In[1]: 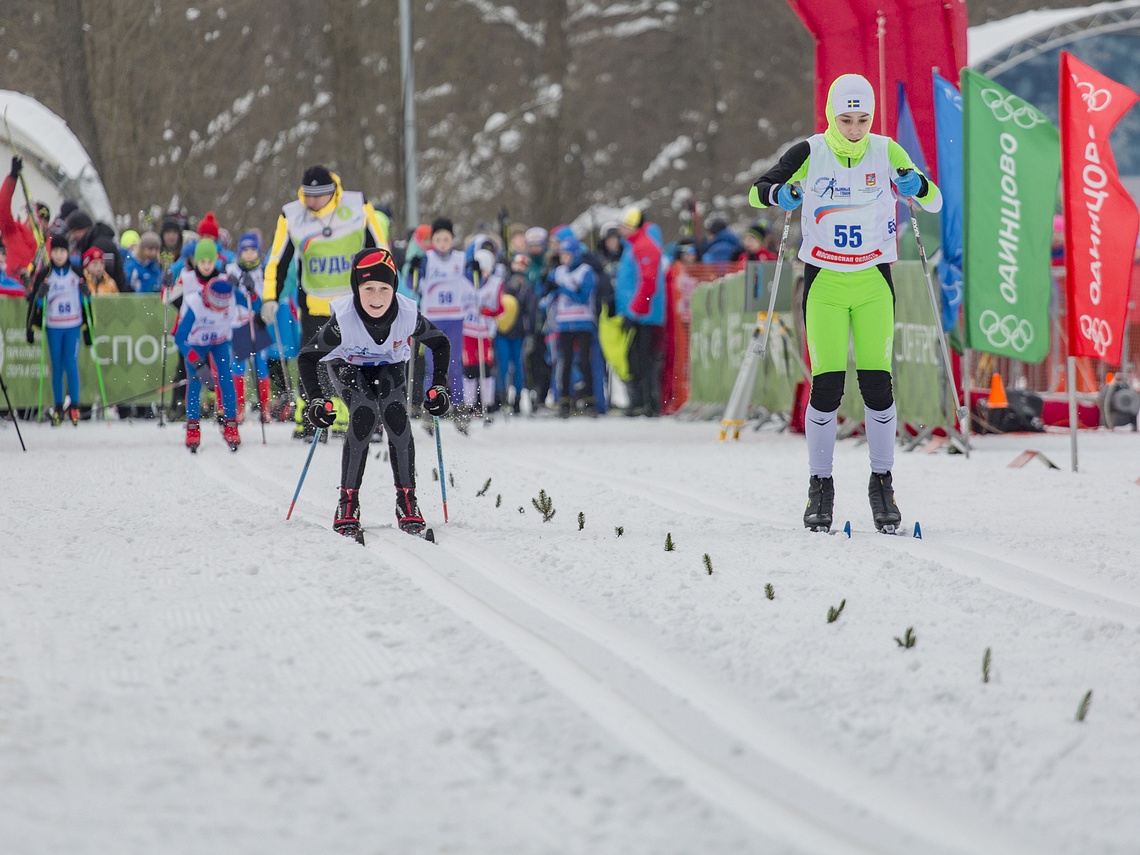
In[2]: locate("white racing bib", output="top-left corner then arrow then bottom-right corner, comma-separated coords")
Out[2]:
322,293 -> 417,365
799,134 -> 898,272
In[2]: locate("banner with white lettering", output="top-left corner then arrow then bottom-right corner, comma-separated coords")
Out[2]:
1059,52 -> 1140,366
961,69 -> 1059,364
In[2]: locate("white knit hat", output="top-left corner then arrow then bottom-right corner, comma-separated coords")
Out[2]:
829,74 -> 875,118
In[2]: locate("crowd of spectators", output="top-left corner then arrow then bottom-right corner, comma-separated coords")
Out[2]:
1,153 -> 782,423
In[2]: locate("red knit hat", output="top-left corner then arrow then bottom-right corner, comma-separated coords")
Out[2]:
197,211 -> 220,240
82,246 -> 105,266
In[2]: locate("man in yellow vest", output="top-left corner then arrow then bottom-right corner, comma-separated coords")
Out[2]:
260,165 -> 390,438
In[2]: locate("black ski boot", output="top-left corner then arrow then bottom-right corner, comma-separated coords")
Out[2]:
396,487 -> 432,540
868,471 -> 902,533
334,487 -> 365,545
803,475 -> 835,532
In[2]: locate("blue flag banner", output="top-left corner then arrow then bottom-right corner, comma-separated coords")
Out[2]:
932,71 -> 964,333
896,82 -> 930,175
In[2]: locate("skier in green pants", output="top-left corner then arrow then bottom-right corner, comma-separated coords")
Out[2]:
749,73 -> 942,533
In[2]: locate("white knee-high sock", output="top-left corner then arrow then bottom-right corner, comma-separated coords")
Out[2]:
805,404 -> 838,477
463,377 -> 478,405
865,403 -> 897,474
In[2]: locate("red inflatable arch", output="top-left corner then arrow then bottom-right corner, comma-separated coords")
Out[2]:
785,0 -> 967,182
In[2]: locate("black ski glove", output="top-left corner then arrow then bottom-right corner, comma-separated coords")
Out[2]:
191,359 -> 216,391
304,398 -> 337,429
26,328 -> 34,345
424,385 -> 450,416
9,156 -> 22,179
82,326 -> 92,346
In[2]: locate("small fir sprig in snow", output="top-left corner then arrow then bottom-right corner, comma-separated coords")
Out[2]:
703,554 -> 713,575
615,526 -> 624,537
827,599 -> 846,623
1075,690 -> 1093,722
894,627 -> 917,649
577,512 -> 585,531
765,584 -> 775,600
477,478 -> 491,497
531,489 -> 555,522
496,494 -> 502,508
982,647 -> 992,684
664,532 -> 675,551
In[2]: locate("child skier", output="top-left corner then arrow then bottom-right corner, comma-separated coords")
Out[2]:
173,272 -> 242,452
462,248 -> 503,417
227,232 -> 271,423
298,247 -> 453,545
26,233 -> 91,426
749,73 -> 942,533
410,218 -> 471,408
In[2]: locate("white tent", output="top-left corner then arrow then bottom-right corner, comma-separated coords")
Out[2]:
0,89 -> 114,227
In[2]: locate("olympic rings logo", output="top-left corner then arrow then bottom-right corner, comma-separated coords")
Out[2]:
978,310 -> 1035,352
980,88 -> 1047,129
1078,314 -> 1113,357
1076,80 -> 1112,112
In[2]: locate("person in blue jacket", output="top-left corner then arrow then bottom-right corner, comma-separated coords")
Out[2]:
615,207 -> 667,416
124,231 -> 164,293
26,233 -> 91,426
700,218 -> 744,264
542,236 -> 597,418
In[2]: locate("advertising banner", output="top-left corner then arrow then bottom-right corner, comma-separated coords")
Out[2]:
961,69 -> 1059,364
1059,51 -> 1140,366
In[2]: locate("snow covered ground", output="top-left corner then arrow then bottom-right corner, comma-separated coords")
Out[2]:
1,411 -> 1138,855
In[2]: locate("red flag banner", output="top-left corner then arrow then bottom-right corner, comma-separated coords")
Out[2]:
1060,51 -> 1140,365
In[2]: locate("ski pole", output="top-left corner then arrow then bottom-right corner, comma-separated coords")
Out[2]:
247,303 -> 266,445
433,415 -> 449,523
3,109 -> 44,247
268,311 -> 297,422
286,426 -> 323,520
158,285 -> 171,426
898,169 -> 969,431
82,300 -> 109,421
757,203 -> 796,362
0,371 -> 27,451
35,326 -> 46,422
473,268 -> 488,418
106,379 -> 188,410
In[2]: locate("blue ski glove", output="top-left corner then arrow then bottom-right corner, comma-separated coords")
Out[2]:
895,169 -> 923,197
424,385 -> 450,417
776,183 -> 802,211
304,398 -> 336,429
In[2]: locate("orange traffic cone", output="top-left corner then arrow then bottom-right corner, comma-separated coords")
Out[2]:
987,373 -> 1008,409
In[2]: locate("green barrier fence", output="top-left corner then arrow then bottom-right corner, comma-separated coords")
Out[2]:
0,295 -> 175,410
688,261 -> 948,428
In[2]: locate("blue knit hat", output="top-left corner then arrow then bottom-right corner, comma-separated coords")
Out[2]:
238,232 -> 261,253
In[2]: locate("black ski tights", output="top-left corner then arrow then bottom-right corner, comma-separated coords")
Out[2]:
324,361 -> 415,492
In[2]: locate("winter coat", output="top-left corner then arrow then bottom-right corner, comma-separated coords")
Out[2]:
615,223 -> 665,326
701,228 -> 743,263
0,176 -> 38,278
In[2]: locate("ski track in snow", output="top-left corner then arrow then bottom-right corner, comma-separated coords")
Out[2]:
2,417 -> 1138,854
489,441 -> 1140,626
199,438 -> 1018,855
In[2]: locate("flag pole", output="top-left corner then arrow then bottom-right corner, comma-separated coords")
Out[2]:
1067,357 -> 1079,473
